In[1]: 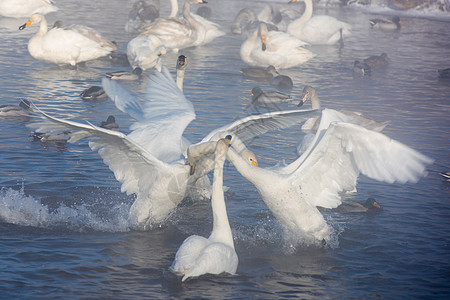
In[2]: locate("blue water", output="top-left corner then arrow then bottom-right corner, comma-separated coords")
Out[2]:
1,0 -> 449,298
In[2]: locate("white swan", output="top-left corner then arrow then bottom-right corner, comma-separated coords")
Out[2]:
176,54 -> 187,92
164,0 -> 225,45
296,85 -> 390,155
29,60 -> 320,229
240,22 -> 315,69
19,14 -> 115,66
226,109 -> 433,246
127,34 -> 166,71
0,0 -> 57,18
287,0 -> 352,46
170,137 -> 238,282
139,0 -> 208,52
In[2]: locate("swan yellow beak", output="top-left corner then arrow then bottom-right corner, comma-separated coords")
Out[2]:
261,38 -> 267,51
158,51 -> 162,56
19,20 -> 32,30
251,159 -> 258,167
225,135 -> 232,146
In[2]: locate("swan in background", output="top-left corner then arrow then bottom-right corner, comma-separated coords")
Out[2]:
139,0 -> 216,52
164,0 -> 225,44
19,14 -> 115,66
0,99 -> 33,118
127,34 -> 166,71
231,7 -> 280,37
0,0 -> 57,18
369,16 -> 401,31
170,137 -> 238,282
241,22 -> 315,69
226,109 -> 433,246
287,0 -> 352,46
29,57 -> 320,229
51,21 -> 118,51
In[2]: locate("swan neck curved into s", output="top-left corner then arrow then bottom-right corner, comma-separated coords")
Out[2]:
288,0 -> 313,33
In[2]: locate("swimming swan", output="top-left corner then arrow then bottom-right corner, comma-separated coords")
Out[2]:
226,109 -> 433,246
170,137 -> 238,282
139,0 -> 210,52
287,0 -> 352,46
0,0 -> 57,18
19,14 -> 115,66
29,62 -> 320,229
240,22 -> 315,69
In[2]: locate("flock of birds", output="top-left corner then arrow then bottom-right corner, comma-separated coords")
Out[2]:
0,0 -> 437,282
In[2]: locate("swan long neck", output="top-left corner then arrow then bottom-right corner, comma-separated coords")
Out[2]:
169,0 -> 178,18
37,16 -> 48,37
208,146 -> 234,248
287,0 -> 313,33
176,68 -> 185,92
183,0 -> 202,40
232,8 -> 257,33
226,147 -> 257,185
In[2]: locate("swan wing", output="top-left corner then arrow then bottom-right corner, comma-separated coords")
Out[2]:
289,120 -> 433,209
201,108 -> 319,153
102,66 -> 195,162
29,104 -> 169,198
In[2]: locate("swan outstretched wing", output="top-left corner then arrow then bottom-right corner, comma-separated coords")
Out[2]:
30,105 -> 169,198
201,108 -> 319,153
102,66 -> 195,162
289,120 -> 433,209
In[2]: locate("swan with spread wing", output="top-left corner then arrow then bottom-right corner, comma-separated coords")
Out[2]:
29,57 -> 319,230
225,109 -> 433,247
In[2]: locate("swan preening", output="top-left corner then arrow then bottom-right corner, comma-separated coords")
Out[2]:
19,14 -> 116,66
226,109 -> 432,246
170,137 -> 238,282
28,56 -> 321,230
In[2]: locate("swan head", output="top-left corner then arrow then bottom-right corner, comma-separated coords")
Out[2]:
176,55 -> 187,71
298,85 -> 315,107
242,150 -> 258,167
19,14 -> 43,30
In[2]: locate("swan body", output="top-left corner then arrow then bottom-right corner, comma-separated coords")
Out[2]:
226,109 -> 433,245
30,58 -> 320,229
139,0 -> 210,52
127,34 -> 166,71
369,16 -> 401,31
0,0 -> 57,18
287,0 -> 351,45
170,138 -> 238,282
241,23 -> 315,69
19,14 -> 115,66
